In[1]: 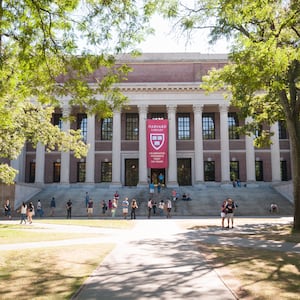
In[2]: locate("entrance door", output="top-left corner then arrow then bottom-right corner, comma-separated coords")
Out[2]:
177,158 -> 192,186
125,159 -> 139,186
151,169 -> 165,185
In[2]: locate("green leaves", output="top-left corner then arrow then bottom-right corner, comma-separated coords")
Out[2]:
0,0 -> 154,183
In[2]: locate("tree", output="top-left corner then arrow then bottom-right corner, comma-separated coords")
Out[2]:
158,0 -> 300,229
0,0 -> 153,183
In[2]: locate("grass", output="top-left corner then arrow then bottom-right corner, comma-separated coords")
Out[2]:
0,219 -> 131,299
0,225 -> 99,244
198,244 -> 300,300
188,222 -> 300,299
0,243 -> 114,300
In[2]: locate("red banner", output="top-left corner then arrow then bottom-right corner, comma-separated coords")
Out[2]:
147,119 -> 168,168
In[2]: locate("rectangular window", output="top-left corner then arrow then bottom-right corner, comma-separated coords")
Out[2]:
29,162 -> 36,183
53,162 -> 61,182
230,161 -> 240,181
77,162 -> 86,182
52,113 -> 62,130
255,161 -> 264,181
228,112 -> 239,139
151,113 -> 166,120
278,121 -> 287,139
202,113 -> 215,139
281,160 -> 288,181
254,125 -> 263,138
177,113 -> 191,140
101,118 -> 113,140
77,113 -> 87,142
101,162 -> 112,182
204,161 -> 215,181
126,113 -> 139,140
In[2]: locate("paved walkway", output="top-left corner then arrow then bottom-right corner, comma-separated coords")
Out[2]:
1,217 -> 298,300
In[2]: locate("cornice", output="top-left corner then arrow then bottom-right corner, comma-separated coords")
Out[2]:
117,82 -> 203,92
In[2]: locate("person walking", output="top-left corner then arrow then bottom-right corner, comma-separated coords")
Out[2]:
122,197 -> 129,219
225,198 -> 236,228
85,192 -> 90,208
27,202 -> 34,224
66,199 -> 72,219
36,199 -> 44,218
111,198 -> 117,218
130,199 -> 138,219
50,197 -> 56,217
166,199 -> 172,218
108,199 -> 113,216
152,200 -> 157,215
101,200 -> 107,215
147,198 -> 153,219
158,200 -> 165,217
220,199 -> 227,228
20,202 -> 27,224
149,182 -> 155,196
87,198 -> 94,218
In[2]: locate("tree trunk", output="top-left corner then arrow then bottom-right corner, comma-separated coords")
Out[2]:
288,121 -> 300,230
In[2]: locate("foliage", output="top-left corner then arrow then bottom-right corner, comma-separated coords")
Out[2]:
157,0 -> 300,228
0,0 -> 153,183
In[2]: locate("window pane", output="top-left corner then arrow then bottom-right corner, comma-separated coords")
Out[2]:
281,161 -> 288,181
228,113 -> 239,139
126,113 -> 139,140
204,161 -> 215,181
77,113 -> 87,142
101,162 -> 112,182
177,113 -> 190,140
77,162 -> 86,182
53,162 -> 61,182
278,121 -> 287,139
230,161 -> 240,181
202,113 -> 215,139
53,113 -> 62,130
101,118 -> 113,140
255,161 -> 263,181
151,113 -> 166,120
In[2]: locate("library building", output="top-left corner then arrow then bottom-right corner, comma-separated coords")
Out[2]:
9,53 -> 291,188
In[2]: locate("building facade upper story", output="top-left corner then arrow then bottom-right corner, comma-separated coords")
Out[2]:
8,53 -> 291,187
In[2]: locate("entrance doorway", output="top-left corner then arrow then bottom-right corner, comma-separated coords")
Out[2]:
125,159 -> 139,186
151,169 -> 165,185
177,158 -> 191,186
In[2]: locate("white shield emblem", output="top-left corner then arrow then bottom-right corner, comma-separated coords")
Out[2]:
150,133 -> 165,150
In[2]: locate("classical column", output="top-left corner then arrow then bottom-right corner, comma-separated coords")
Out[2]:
245,117 -> 256,182
219,104 -> 230,183
138,104 -> 148,186
60,106 -> 70,184
270,122 -> 281,181
193,104 -> 204,185
85,114 -> 95,183
10,146 -> 26,183
35,142 -> 45,184
167,104 -> 178,187
110,109 -> 122,187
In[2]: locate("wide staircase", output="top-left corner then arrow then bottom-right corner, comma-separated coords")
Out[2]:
15,184 -> 294,218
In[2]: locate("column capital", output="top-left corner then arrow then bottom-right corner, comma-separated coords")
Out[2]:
138,104 -> 148,114
219,104 -> 229,113
61,104 -> 71,117
167,104 -> 177,114
193,104 -> 204,113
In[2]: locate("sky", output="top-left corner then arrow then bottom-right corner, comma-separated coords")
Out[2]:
137,15 -> 230,54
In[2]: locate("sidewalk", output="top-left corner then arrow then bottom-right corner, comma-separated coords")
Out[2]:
0,217 -> 297,299
70,217 -> 297,300
72,219 -> 238,300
